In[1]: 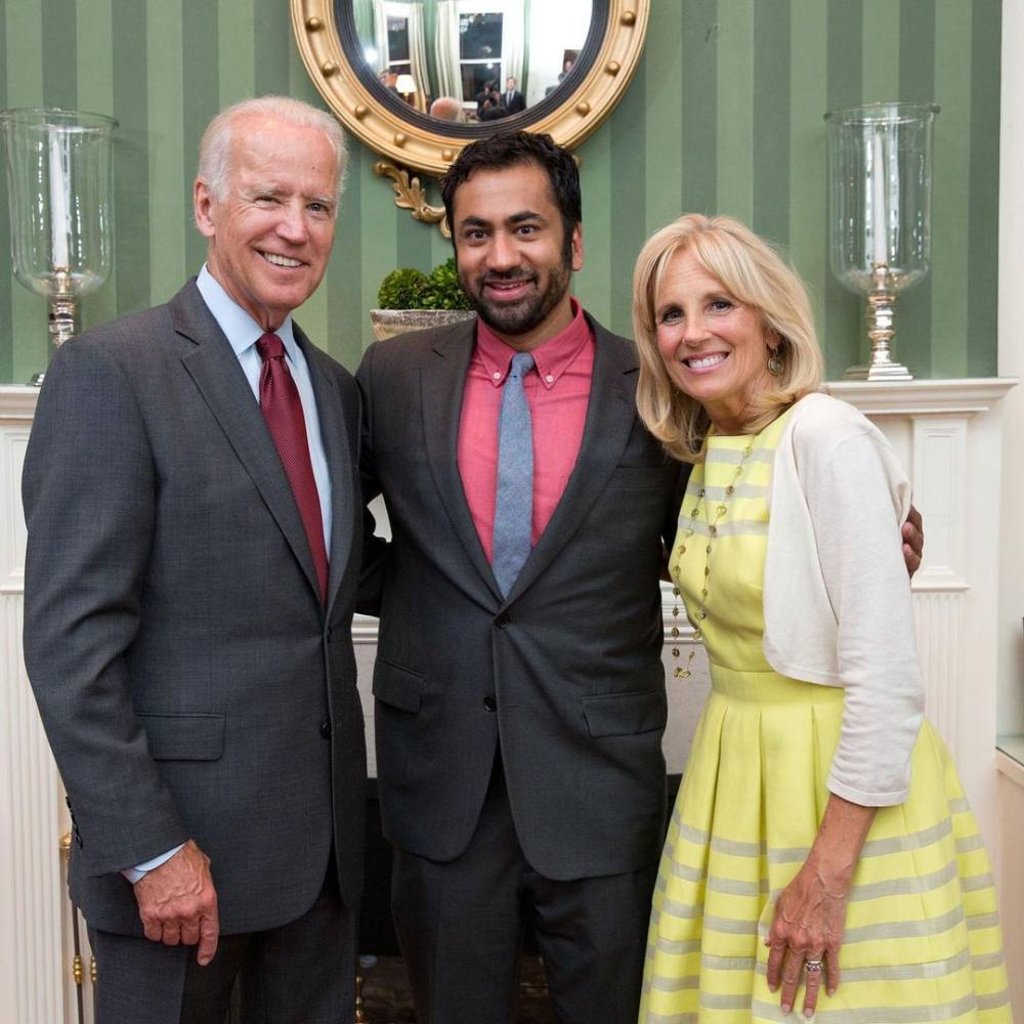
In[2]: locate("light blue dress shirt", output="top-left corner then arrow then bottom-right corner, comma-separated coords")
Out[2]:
196,265 -> 332,553
123,267 -> 334,884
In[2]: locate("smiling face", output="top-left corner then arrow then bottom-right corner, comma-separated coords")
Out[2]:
654,249 -> 775,434
450,161 -> 583,351
194,114 -> 339,331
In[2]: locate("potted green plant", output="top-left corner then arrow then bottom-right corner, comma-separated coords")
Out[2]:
370,257 -> 476,340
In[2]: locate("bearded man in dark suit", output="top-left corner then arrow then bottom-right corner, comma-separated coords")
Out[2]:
22,96 -> 366,1024
357,131 -> 683,1024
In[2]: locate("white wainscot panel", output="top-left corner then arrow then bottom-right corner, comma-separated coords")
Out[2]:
0,387 -> 69,1024
829,379 -> 1016,851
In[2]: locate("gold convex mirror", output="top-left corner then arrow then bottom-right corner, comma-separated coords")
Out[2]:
292,0 -> 649,182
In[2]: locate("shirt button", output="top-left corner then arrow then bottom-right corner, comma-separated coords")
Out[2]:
495,612 -> 511,628
492,371 -> 502,380
483,696 -> 497,712
319,718 -> 333,739
545,374 -> 554,383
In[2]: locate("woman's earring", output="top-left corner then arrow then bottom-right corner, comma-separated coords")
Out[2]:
767,347 -> 784,376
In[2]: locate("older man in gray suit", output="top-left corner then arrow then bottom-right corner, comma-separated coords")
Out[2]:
22,96 -> 365,1024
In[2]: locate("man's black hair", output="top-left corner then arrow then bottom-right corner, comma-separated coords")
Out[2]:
440,131 -> 582,252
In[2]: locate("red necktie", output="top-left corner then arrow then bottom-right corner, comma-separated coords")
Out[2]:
256,333 -> 329,603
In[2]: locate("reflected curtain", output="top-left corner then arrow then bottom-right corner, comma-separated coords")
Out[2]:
435,1 -> 463,101
407,4 -> 432,104
501,1 -> 525,93
353,0 -> 374,47
372,0 -> 390,69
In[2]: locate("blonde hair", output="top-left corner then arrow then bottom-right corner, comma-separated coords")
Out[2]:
197,96 -> 348,202
632,213 -> 823,462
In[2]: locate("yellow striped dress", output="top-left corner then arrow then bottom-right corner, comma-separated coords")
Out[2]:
639,409 -> 1011,1023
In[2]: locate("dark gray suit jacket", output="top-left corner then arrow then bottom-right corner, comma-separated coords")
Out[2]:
22,281 -> 366,936
357,314 -> 685,880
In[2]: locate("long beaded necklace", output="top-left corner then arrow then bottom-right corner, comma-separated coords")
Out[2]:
670,438 -> 755,679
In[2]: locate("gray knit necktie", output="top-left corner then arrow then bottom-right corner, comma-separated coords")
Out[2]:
492,351 -> 535,596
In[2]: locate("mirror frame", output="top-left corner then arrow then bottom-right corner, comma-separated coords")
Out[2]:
291,0 -> 649,176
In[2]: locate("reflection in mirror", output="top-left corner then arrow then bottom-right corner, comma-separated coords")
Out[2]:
297,0 -> 647,184
346,0 -> 594,125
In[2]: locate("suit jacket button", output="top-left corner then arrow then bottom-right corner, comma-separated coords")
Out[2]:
495,613 -> 511,628
319,718 -> 333,739
483,696 -> 497,712
325,626 -> 334,643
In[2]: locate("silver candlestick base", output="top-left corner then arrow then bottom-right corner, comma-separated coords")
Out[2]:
27,267 -> 78,386
844,265 -> 913,381
48,267 -> 78,347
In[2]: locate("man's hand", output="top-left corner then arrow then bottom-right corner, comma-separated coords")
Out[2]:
902,504 -> 924,578
133,839 -> 219,965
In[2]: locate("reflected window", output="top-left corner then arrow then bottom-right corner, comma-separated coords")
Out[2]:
459,12 -> 503,104
386,14 -> 411,79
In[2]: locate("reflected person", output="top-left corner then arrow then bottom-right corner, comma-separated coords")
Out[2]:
503,76 -> 526,114
430,96 -> 465,122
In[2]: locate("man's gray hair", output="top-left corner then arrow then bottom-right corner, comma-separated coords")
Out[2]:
197,96 -> 348,202
429,96 -> 466,123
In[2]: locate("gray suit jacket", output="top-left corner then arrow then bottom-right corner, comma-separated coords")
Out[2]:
357,314 -> 685,880
22,281 -> 366,936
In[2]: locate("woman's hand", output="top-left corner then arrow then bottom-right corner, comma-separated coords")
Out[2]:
765,795 -> 876,1017
765,859 -> 848,1016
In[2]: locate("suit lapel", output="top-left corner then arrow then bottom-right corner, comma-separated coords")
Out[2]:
506,320 -> 639,600
172,284 -> 323,604
419,322 -> 503,599
298,328 -> 354,614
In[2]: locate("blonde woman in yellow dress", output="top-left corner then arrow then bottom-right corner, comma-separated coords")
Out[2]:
631,214 -> 1011,1023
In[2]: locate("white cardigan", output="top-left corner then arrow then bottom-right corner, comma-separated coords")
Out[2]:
762,392 -> 925,806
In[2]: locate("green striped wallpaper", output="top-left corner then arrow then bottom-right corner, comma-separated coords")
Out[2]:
0,0 -> 1002,384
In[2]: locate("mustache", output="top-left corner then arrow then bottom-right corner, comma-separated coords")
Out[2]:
482,270 -> 535,284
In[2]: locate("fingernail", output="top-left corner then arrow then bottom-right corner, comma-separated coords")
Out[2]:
781,1004 -> 791,1015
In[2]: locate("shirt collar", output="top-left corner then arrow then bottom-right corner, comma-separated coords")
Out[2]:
196,264 -> 297,358
475,299 -> 590,389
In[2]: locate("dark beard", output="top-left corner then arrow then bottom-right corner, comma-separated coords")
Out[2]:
461,259 -> 572,339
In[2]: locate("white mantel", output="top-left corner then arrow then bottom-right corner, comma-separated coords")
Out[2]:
0,377 -> 1018,1021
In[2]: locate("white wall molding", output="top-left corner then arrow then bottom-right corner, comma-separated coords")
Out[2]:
0,386 -> 68,1023
997,2 -> 1024,1012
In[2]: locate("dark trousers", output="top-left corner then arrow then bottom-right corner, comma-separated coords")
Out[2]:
89,861 -> 357,1024
391,755 -> 657,1024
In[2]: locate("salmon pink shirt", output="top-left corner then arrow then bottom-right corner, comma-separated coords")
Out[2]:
458,300 -> 594,563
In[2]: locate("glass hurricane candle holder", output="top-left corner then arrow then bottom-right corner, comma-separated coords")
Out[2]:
825,101 -> 938,381
0,108 -> 117,384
